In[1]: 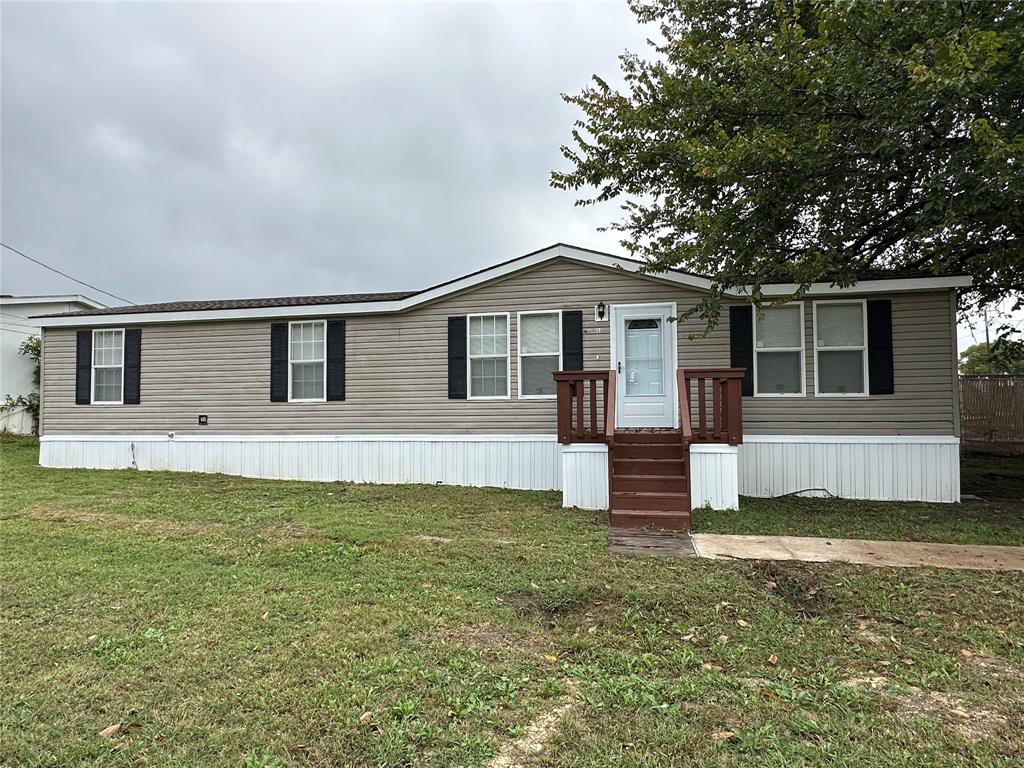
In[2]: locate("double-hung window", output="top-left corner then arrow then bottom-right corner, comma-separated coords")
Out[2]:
518,311 -> 561,399
92,329 -> 124,404
468,313 -> 509,399
753,303 -> 805,396
289,320 -> 326,402
814,300 -> 868,396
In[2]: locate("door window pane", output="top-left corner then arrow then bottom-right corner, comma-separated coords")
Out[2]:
757,306 -> 802,348
818,350 -> 865,394
755,351 -> 802,394
624,318 -> 664,396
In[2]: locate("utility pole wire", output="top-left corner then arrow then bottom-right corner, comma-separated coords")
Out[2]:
0,241 -> 135,305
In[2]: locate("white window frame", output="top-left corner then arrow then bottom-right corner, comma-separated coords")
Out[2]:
517,310 -> 562,400
752,301 -> 806,398
287,319 -> 327,403
91,328 -> 125,405
813,299 -> 869,398
467,312 -> 511,401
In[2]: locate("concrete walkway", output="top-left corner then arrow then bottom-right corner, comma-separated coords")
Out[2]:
691,534 -> 1024,572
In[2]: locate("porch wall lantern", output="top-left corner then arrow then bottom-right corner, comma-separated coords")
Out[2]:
595,301 -> 607,322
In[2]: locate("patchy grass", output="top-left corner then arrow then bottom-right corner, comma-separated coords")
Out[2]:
2,435 -> 1023,766
693,453 -> 1024,545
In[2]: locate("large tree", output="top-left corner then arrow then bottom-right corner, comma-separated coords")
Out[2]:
553,0 -> 1023,328
959,340 -> 1024,375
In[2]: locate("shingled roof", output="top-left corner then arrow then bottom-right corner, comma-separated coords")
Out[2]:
38,290 -> 419,318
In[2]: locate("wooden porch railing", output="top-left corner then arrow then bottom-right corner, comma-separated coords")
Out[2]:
680,368 -> 745,445
554,367 -> 744,446
554,370 -> 612,444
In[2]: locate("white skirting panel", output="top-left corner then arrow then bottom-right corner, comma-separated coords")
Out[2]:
40,434 -> 562,491
739,435 -> 961,503
690,443 -> 739,510
561,443 -> 609,510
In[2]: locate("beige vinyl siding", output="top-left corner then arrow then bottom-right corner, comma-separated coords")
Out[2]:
40,258 -> 958,437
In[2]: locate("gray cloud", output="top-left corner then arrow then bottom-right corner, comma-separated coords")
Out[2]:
1,1 -> 652,304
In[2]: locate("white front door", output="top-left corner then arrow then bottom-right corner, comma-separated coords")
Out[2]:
612,303 -> 677,428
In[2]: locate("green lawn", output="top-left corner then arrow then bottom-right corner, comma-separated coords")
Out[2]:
694,453 -> 1024,545
1,435 -> 1022,767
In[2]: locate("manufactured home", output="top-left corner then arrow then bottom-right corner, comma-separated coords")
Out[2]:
34,244 -> 969,529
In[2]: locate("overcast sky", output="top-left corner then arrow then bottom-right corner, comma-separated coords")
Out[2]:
0,1 -> 1011,350
2,1 -> 649,305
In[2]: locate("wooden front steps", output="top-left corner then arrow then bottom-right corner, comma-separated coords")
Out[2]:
610,430 -> 690,531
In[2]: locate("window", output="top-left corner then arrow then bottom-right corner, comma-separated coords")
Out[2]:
518,311 -> 561,399
468,313 -> 509,398
92,329 -> 124,404
814,300 -> 868,396
753,303 -> 805,396
289,321 -> 326,402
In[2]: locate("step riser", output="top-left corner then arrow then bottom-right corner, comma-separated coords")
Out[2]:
614,443 -> 685,460
610,512 -> 692,532
614,431 -> 683,445
612,476 -> 687,494
611,493 -> 689,512
614,459 -> 686,476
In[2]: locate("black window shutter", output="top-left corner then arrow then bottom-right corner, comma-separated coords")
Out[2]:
562,310 -> 584,371
867,299 -> 894,395
729,305 -> 754,396
123,328 -> 142,405
326,320 -> 346,401
448,316 -> 467,399
270,323 -> 288,402
75,330 -> 92,405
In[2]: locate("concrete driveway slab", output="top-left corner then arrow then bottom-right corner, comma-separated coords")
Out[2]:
691,534 -> 1024,571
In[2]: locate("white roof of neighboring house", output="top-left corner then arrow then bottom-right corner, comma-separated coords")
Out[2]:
1,294 -> 106,310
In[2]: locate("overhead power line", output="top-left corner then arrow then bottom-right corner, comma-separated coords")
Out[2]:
0,325 -> 38,338
0,241 -> 135,305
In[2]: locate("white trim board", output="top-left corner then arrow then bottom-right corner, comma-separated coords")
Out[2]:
36,243 -> 973,328
40,433 -> 560,443
744,434 -> 959,444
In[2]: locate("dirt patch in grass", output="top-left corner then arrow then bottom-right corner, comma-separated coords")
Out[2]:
752,562 -> 836,618
19,505 -> 327,544
440,622 -> 550,654
500,583 -> 606,623
843,673 -> 1019,745
486,679 -> 579,768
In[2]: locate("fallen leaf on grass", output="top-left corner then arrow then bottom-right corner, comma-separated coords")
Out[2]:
99,723 -> 122,739
702,663 -> 724,672
768,654 -> 778,666
261,611 -> 270,621
544,654 -> 559,663
358,711 -> 373,726
737,619 -> 749,628
710,730 -> 736,742
112,742 -> 128,752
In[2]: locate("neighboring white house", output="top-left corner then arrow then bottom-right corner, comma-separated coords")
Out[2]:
1,294 -> 106,433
